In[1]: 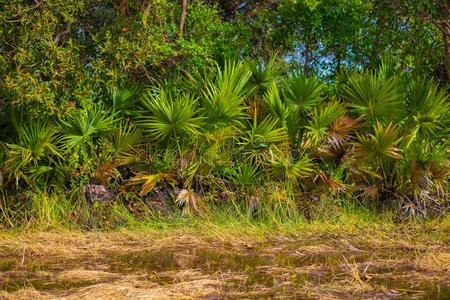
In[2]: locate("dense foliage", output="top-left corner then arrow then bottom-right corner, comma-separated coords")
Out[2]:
0,1 -> 448,226
1,58 -> 449,225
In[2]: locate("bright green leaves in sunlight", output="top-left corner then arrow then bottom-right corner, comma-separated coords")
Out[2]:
353,122 -> 403,162
140,88 -> 204,144
343,71 -> 402,122
202,61 -> 251,126
61,105 -> 117,150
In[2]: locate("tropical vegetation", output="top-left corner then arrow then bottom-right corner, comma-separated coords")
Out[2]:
0,0 -> 448,228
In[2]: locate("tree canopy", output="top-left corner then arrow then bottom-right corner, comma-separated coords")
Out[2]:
0,0 -> 448,119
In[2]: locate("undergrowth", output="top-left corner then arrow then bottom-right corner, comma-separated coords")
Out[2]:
1,192 -> 448,245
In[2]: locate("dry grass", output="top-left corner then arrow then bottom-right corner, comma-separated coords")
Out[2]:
0,277 -> 222,300
0,223 -> 449,299
416,252 -> 450,271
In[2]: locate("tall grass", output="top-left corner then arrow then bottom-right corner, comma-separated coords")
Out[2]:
0,191 -> 419,232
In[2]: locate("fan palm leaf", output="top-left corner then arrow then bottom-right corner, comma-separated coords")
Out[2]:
270,155 -> 313,181
108,85 -> 140,112
343,71 -> 401,122
202,60 -> 251,127
176,189 -> 200,216
61,105 -> 116,150
318,115 -> 364,159
3,121 -> 62,186
226,162 -> 261,188
305,101 -> 346,145
405,78 -> 450,140
128,172 -> 175,196
4,121 -> 61,168
140,88 -> 204,144
353,122 -> 403,162
239,115 -> 288,164
246,56 -> 283,97
111,121 -> 142,154
263,83 -> 291,127
283,74 -> 324,113
240,116 -> 288,150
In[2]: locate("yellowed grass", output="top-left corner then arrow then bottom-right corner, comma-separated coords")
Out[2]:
415,252 -> 450,273
0,224 -> 449,299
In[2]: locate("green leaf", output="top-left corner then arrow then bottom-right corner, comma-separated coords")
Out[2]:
140,88 -> 204,143
343,71 -> 401,122
353,122 -> 403,161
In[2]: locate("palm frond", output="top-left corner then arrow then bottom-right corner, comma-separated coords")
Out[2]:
3,120 -> 62,186
318,115 -> 365,159
109,85 -> 140,112
202,60 -> 251,126
353,122 -> 403,161
343,71 -> 401,122
111,121 -> 142,154
313,170 -> 349,193
405,78 -> 450,140
270,155 -> 313,181
246,56 -> 283,97
263,83 -> 291,127
176,189 -> 200,216
240,116 -> 288,150
227,162 -> 261,188
305,101 -> 346,145
328,115 -> 365,148
283,74 -> 324,113
140,88 -> 204,143
5,121 -> 61,168
406,143 -> 449,197
61,105 -> 117,149
128,172 -> 175,196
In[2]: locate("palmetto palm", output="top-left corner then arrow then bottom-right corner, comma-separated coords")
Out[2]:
140,88 -> 204,145
404,143 -> 449,199
353,122 -> 403,162
182,127 -> 236,186
108,85 -> 140,112
202,60 -> 251,127
128,172 -> 175,196
404,78 -> 450,141
263,83 -> 291,128
239,115 -> 288,164
227,162 -> 261,188
111,121 -> 142,155
270,155 -> 313,181
240,116 -> 288,149
317,115 -> 364,160
176,189 -> 200,216
305,101 -> 346,146
246,56 -> 283,97
282,74 -> 324,143
61,104 -> 116,150
352,122 -> 403,190
343,71 -> 401,122
3,121 -> 62,185
283,73 -> 324,114
345,122 -> 403,197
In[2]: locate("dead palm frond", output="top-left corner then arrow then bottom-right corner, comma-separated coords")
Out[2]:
176,189 -> 199,216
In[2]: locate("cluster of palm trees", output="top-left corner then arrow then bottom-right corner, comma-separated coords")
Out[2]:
1,58 -> 449,218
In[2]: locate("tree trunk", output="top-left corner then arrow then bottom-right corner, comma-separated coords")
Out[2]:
442,20 -> 450,82
179,0 -> 187,39
119,0 -> 128,16
438,1 -> 450,82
